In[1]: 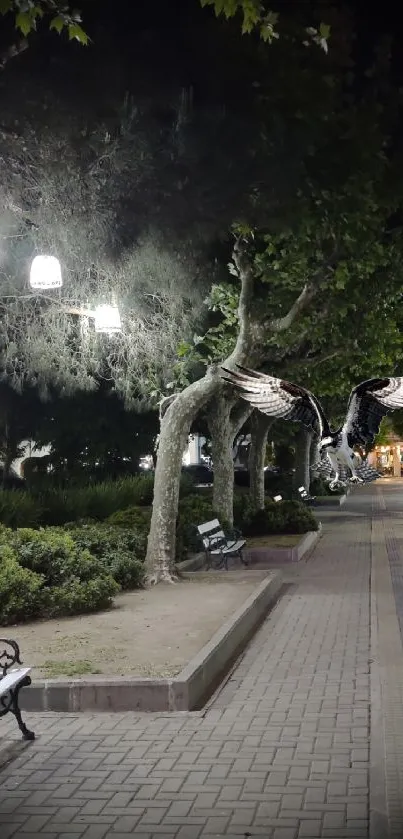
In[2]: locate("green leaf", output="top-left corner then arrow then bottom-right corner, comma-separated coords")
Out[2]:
177,341 -> 191,358
50,14 -> 65,34
15,10 -> 33,35
68,23 -> 89,44
319,22 -> 331,40
0,0 -> 12,15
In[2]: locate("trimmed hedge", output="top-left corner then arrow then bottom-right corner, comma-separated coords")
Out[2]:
65,522 -> 146,589
0,526 -> 119,625
242,500 -> 318,537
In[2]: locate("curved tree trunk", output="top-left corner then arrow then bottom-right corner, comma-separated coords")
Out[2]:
293,427 -> 312,492
145,370 -> 219,584
249,412 -> 273,511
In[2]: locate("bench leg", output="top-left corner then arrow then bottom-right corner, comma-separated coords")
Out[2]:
240,550 -> 249,567
10,676 -> 35,741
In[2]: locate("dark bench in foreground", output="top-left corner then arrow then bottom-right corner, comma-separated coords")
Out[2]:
197,519 -> 248,570
0,639 -> 35,740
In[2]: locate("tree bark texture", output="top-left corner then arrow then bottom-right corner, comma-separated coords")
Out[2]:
249,412 -> 273,511
207,396 -> 235,525
208,397 -> 252,525
144,370 -> 220,584
293,427 -> 312,492
310,435 -> 320,477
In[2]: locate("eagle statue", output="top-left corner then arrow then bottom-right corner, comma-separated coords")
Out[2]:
221,365 -> 403,490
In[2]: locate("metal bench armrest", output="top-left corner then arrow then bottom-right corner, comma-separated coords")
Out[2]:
0,638 -> 35,741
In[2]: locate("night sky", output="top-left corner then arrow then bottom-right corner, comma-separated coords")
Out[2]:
3,0 -> 403,103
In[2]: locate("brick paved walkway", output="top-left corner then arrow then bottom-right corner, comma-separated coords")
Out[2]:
1,482 -> 403,839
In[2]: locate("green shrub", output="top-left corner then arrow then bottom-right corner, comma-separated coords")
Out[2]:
0,526 -> 120,624
36,475 -> 156,526
0,545 -> 45,624
310,476 -> 344,496
0,490 -> 42,529
46,575 -> 119,617
263,472 -> 294,500
2,527 -> 120,618
242,500 -> 318,537
113,475 -> 155,507
279,500 -> 318,533
106,505 -> 150,531
9,528 -> 81,586
65,522 -> 146,589
176,494 -> 219,561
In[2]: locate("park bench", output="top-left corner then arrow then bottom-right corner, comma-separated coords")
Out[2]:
0,639 -> 35,741
197,519 -> 248,571
297,485 -> 316,506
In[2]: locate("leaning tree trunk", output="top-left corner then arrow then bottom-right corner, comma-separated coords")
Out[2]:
293,427 -> 312,492
310,435 -> 321,478
144,370 -> 220,584
249,412 -> 273,511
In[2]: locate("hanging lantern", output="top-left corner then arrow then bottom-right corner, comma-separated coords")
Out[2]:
30,255 -> 63,290
94,304 -> 122,334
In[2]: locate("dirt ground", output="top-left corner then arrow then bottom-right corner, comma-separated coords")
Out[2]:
1,570 -> 271,680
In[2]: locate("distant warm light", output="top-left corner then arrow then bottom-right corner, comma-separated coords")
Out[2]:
94,305 -> 122,334
273,494 -> 282,502
30,255 -> 62,289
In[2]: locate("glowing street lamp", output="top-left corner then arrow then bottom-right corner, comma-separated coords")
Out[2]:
30,255 -> 62,290
94,304 -> 122,334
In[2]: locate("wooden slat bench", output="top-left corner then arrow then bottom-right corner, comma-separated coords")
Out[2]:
0,639 -> 35,740
197,519 -> 248,571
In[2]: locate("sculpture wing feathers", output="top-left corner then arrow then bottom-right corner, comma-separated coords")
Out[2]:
343,377 -> 403,449
221,365 -> 329,437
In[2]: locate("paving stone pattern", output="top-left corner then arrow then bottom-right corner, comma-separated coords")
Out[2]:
0,503 -> 373,838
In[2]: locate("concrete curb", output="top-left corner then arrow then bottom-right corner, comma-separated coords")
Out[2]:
176,553 -> 205,573
245,525 -> 322,566
314,493 -> 347,507
20,573 -> 283,714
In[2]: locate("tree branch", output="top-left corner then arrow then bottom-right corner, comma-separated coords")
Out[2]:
268,245 -> 340,334
226,238 -> 258,366
269,282 -> 315,333
230,400 -> 252,436
0,39 -> 28,71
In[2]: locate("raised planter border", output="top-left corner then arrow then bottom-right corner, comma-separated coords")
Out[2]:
245,524 -> 322,566
314,493 -> 347,507
19,573 -> 283,714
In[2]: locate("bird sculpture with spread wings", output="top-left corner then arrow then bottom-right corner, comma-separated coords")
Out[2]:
221,365 -> 403,490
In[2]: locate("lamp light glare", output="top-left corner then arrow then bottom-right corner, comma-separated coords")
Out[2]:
94,304 -> 122,334
30,255 -> 62,289
273,494 -> 282,502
